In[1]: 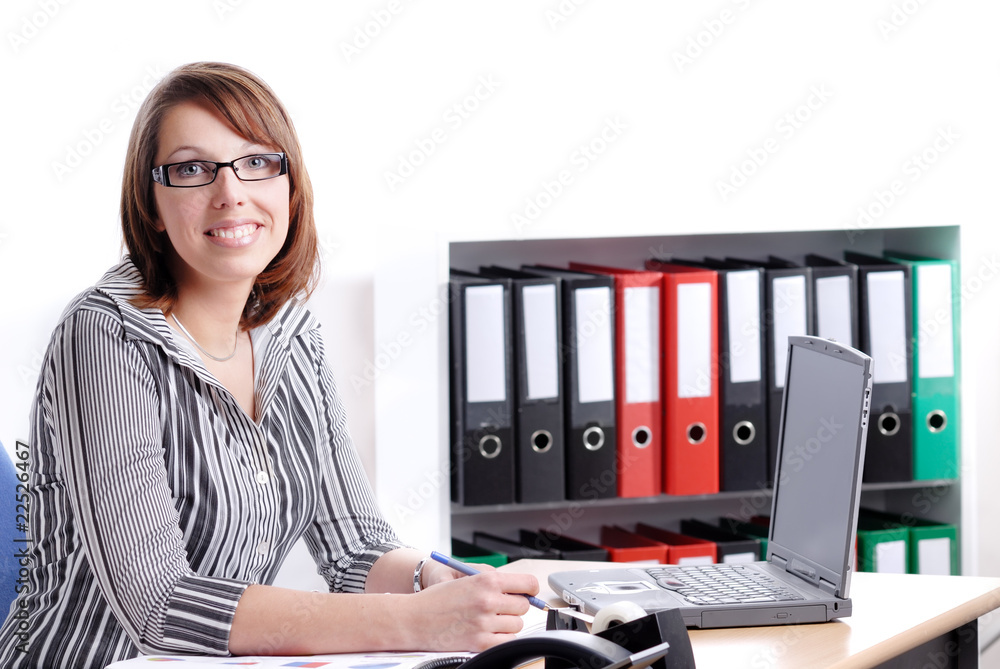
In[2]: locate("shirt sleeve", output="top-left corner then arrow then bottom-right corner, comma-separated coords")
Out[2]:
299,329 -> 406,593
44,306 -> 249,655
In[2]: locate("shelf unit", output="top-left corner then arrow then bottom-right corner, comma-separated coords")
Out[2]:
373,223 -> 965,571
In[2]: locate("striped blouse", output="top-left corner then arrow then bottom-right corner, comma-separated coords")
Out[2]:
0,260 -> 405,668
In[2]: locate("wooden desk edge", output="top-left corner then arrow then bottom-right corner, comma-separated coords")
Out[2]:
837,580 -> 1000,669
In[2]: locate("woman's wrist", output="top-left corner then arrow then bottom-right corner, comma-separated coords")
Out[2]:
415,557 -> 468,590
413,557 -> 430,592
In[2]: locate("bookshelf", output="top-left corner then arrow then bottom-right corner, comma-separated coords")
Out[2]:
373,223 -> 964,571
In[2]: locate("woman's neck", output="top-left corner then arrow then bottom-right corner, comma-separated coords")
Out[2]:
170,279 -> 253,355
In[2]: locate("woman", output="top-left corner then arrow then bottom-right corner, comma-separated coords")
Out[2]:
0,62 -> 537,668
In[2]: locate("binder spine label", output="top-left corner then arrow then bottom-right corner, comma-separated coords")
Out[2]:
866,271 -> 909,384
726,270 -> 763,384
574,287 -> 614,404
464,285 -> 508,402
916,263 -> 955,379
771,275 -> 808,388
623,285 -> 660,403
677,282 -> 712,398
815,275 -> 854,347
521,283 -> 560,399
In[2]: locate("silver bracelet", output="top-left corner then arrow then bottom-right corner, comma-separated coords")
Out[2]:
413,557 -> 430,593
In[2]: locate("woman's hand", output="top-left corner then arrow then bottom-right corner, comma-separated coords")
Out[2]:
404,569 -> 540,651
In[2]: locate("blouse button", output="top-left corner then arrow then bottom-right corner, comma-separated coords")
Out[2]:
257,541 -> 270,555
255,470 -> 269,485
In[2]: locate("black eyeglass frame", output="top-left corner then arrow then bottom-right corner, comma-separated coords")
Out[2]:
151,152 -> 288,188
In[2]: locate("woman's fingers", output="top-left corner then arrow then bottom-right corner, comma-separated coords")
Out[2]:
413,570 -> 541,650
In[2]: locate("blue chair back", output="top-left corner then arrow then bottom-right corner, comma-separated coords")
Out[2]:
0,441 -> 26,617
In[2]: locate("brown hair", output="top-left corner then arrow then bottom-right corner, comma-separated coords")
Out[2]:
120,61 -> 319,329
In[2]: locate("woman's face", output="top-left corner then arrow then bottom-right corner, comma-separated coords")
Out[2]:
152,100 -> 290,295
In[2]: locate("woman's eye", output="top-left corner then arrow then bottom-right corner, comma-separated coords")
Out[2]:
245,155 -> 268,169
176,162 -> 206,177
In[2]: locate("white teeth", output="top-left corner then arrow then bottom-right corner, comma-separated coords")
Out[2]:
208,224 -> 256,239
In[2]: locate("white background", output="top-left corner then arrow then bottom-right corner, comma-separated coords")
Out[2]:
2,0 -> 998,635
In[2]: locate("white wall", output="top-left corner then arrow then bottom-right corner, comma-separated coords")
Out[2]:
2,0 -> 998,595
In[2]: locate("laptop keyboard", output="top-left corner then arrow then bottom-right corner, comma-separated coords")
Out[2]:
646,565 -> 807,606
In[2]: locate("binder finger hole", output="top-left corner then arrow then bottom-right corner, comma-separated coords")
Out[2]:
583,426 -> 605,451
687,422 -> 707,445
927,410 -> 947,433
478,435 -> 502,459
877,412 -> 901,437
733,420 -> 756,446
530,429 -> 553,453
632,426 -> 651,449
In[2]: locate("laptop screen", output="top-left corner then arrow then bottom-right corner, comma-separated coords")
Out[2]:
770,342 -> 868,577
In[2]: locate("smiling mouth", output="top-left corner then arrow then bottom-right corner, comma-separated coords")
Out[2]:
207,223 -> 259,239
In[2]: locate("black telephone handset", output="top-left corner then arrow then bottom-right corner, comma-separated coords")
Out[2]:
418,607 -> 693,669
448,630 -> 671,669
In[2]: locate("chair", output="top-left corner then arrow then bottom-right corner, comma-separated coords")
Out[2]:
0,440 -> 26,618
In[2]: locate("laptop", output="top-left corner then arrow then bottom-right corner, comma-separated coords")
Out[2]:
548,335 -> 873,629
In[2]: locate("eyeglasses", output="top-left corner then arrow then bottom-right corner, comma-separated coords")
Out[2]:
151,152 -> 288,188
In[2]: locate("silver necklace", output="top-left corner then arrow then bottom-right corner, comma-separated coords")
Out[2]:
172,314 -> 239,362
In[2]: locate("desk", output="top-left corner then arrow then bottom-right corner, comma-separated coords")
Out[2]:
502,560 -> 1000,668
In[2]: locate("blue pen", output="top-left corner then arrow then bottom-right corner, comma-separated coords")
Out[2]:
430,551 -> 549,610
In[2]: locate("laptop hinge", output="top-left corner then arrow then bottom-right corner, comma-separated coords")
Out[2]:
776,554 -> 839,594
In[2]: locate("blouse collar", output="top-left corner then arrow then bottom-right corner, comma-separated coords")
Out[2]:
89,258 -> 319,362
